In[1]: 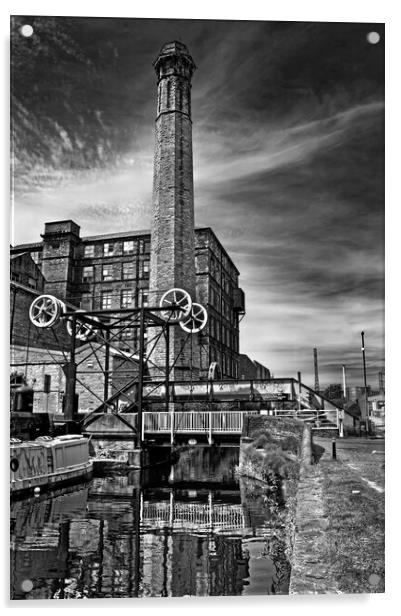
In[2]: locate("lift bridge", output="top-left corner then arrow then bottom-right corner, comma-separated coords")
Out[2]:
28,289 -> 343,446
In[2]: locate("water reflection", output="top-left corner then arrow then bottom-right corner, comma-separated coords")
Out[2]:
10,446 -> 290,599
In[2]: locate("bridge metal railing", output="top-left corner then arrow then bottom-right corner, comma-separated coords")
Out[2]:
143,410 -> 253,437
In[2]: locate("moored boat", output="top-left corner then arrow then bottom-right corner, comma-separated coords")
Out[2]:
10,435 -> 93,497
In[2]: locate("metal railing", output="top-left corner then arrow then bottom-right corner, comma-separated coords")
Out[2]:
142,501 -> 245,532
143,411 -> 251,435
271,408 -> 340,430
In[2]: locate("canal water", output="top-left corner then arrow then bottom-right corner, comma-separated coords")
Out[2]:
10,447 -> 291,599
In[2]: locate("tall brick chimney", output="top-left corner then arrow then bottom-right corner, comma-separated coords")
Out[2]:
149,41 -> 198,380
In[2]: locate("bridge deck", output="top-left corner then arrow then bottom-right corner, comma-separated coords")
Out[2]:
142,409 -> 339,441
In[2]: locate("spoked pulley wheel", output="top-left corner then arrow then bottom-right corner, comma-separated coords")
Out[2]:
159,288 -> 192,323
179,303 -> 208,333
66,310 -> 99,341
29,295 -> 64,328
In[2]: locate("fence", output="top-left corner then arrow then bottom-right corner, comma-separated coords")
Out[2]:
143,411 -> 255,440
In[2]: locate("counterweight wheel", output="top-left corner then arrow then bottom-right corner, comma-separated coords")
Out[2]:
179,303 -> 208,333
29,295 -> 64,328
159,288 -> 192,323
66,310 -> 99,341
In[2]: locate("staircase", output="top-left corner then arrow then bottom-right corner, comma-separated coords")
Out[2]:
273,408 -> 338,432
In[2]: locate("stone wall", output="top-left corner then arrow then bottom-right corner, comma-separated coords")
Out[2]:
241,414 -> 304,440
288,458 -> 339,594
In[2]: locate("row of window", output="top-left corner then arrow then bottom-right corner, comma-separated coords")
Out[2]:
11,272 -> 38,290
210,348 -> 239,379
81,261 -> 149,283
81,289 -> 149,310
208,315 -> 238,351
209,287 -> 236,323
209,255 -> 236,293
209,240 -> 237,277
83,239 -> 151,258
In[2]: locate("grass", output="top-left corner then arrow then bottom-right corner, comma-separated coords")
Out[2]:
241,419 -> 303,486
321,457 -> 385,593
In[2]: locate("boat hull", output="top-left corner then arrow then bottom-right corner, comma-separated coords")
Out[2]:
10,436 -> 93,497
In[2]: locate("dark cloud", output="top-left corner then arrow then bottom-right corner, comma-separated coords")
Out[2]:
10,16 -> 384,387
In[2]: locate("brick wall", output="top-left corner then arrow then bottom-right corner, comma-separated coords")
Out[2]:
41,220 -> 81,302
10,283 -> 71,351
149,43 -> 198,379
10,345 -> 65,413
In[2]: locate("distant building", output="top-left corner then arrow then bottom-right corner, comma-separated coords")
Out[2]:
321,383 -> 344,401
378,368 -> 385,393
347,385 -> 372,400
239,354 -> 270,381
368,392 -> 385,434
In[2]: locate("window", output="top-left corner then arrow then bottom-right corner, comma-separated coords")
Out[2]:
122,261 -> 135,280
210,288 -> 215,307
210,256 -> 216,276
101,291 -> 112,310
120,329 -> 134,341
123,240 -> 135,255
102,265 -> 113,281
81,293 -> 93,310
103,242 -> 114,256
141,290 -> 149,307
144,240 -> 151,253
142,260 -> 150,276
82,266 -> 94,283
84,245 -> 94,258
222,299 -> 229,317
121,289 -> 134,308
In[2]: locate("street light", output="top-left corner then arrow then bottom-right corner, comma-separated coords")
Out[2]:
361,331 -> 369,434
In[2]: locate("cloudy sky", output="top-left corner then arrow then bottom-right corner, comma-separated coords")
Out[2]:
10,16 -> 384,389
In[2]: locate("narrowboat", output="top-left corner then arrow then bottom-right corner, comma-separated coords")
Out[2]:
10,434 -> 93,496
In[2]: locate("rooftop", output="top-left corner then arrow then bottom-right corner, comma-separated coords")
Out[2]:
10,226 -> 240,274
153,40 -> 196,71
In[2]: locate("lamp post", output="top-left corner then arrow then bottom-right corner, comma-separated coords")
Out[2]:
361,331 -> 369,434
